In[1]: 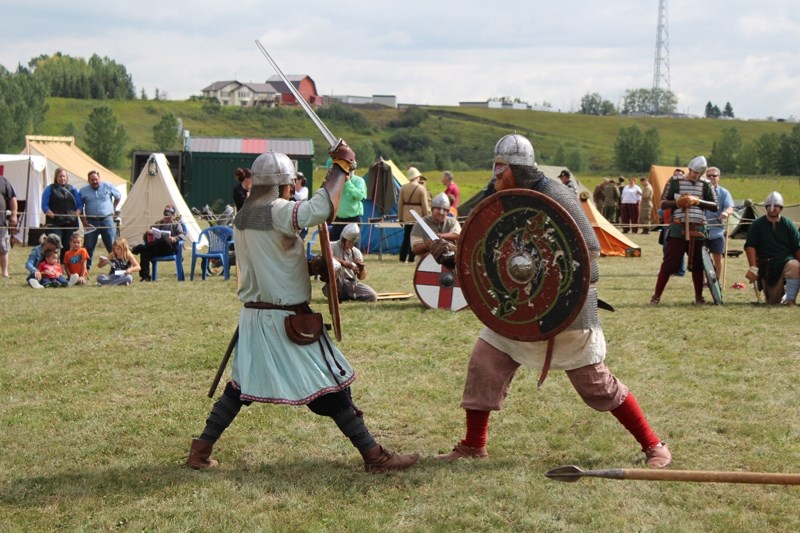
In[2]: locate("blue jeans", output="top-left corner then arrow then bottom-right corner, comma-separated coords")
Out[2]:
83,216 -> 116,270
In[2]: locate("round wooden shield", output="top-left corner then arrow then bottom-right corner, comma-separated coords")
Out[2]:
414,253 -> 468,311
319,223 -> 342,341
457,189 -> 591,341
701,246 -> 723,305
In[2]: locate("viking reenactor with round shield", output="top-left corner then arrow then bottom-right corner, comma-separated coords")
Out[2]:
186,142 -> 420,473
650,156 -> 719,305
410,192 -> 461,258
430,134 -> 672,468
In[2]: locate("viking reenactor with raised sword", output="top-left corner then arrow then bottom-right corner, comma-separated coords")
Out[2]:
429,134 -> 672,468
186,142 -> 420,474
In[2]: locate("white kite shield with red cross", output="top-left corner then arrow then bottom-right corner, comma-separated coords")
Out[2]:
413,253 -> 468,311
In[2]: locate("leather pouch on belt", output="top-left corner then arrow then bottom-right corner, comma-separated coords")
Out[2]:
284,313 -> 324,345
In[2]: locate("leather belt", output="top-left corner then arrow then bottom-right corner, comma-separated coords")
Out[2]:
243,301 -> 311,314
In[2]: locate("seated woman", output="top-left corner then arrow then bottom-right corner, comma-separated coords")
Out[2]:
26,233 -> 63,289
97,237 -> 140,286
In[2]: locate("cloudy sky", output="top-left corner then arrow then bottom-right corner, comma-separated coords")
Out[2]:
3,0 -> 798,120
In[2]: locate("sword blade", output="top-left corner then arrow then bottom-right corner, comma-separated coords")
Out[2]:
410,209 -> 438,241
254,40 -> 337,148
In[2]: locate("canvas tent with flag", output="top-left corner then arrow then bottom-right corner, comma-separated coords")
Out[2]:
23,135 -> 128,207
119,153 -> 202,247
359,158 -> 410,254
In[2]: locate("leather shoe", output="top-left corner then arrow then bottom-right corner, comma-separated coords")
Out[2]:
649,295 -> 660,305
645,443 -> 672,468
187,438 -> 219,469
362,445 -> 420,474
434,443 -> 489,462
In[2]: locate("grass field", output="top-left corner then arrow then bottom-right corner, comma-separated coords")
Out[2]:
2,230 -> 799,531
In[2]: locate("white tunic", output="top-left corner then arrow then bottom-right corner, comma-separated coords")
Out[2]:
231,190 -> 356,404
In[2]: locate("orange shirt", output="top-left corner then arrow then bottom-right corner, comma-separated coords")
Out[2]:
64,248 -> 89,276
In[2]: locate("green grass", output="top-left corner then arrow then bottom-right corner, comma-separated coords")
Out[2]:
2,230 -> 800,531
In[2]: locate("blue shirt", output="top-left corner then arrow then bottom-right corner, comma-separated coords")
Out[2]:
80,182 -> 121,217
707,185 -> 734,240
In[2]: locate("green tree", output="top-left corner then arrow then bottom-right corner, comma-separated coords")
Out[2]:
0,65 -> 48,152
552,145 -> 567,165
565,147 -> 586,172
723,102 -> 734,118
579,93 -> 617,115
84,105 -> 127,167
709,127 -> 742,172
153,112 -> 178,151
753,132 -> 780,174
622,88 -> 677,114
29,52 -> 134,99
614,125 -> 661,171
776,124 -> 800,176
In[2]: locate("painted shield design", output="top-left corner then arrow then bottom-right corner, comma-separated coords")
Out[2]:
457,189 -> 591,341
319,223 -> 342,341
701,245 -> 723,305
414,253 -> 468,311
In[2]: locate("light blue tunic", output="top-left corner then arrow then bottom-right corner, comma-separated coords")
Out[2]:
231,189 -> 355,404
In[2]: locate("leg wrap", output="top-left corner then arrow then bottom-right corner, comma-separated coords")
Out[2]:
199,391 -> 244,444
610,393 -> 660,452
785,278 -> 800,302
332,407 -> 377,453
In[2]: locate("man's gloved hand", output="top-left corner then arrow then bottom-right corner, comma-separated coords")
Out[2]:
328,139 -> 357,173
676,194 -> 700,209
430,239 -> 456,264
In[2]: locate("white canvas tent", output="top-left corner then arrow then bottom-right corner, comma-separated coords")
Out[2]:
23,135 -> 128,207
119,153 -> 202,247
0,154 -> 48,244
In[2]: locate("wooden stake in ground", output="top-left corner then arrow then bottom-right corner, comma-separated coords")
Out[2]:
545,465 -> 800,485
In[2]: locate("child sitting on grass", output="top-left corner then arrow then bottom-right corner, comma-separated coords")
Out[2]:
63,233 -> 90,285
38,248 -> 77,288
97,237 -> 140,286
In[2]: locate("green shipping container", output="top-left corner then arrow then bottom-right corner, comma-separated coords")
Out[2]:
183,137 -> 314,209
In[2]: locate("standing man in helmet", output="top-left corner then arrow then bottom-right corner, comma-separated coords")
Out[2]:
744,191 -> 800,305
410,192 -> 461,259
649,156 -> 718,305
430,134 -> 672,469
397,168 -> 430,263
330,222 -> 377,302
186,143 -> 419,473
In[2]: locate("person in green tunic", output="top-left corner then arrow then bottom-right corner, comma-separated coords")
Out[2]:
744,191 -> 800,305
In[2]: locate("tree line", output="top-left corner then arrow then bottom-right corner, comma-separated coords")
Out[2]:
0,53 -> 182,167
611,122 -> 800,175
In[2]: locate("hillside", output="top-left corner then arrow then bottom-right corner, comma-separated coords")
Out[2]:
34,97 -> 797,180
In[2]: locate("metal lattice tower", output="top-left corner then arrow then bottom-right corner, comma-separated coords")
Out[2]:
652,0 -> 671,114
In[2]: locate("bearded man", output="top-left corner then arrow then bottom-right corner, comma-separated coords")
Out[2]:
430,134 -> 671,469
410,192 -> 461,259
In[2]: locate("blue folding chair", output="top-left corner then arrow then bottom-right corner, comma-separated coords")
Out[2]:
191,226 -> 234,280
151,223 -> 187,281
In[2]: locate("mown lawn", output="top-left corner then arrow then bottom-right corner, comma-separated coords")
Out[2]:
1,233 -> 799,532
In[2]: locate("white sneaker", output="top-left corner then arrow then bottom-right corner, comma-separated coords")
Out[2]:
68,273 -> 79,287
28,278 -> 43,289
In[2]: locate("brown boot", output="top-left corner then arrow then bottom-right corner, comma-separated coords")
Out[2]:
645,442 -> 672,468
187,438 -> 219,469
434,443 -> 489,462
362,445 -> 420,474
